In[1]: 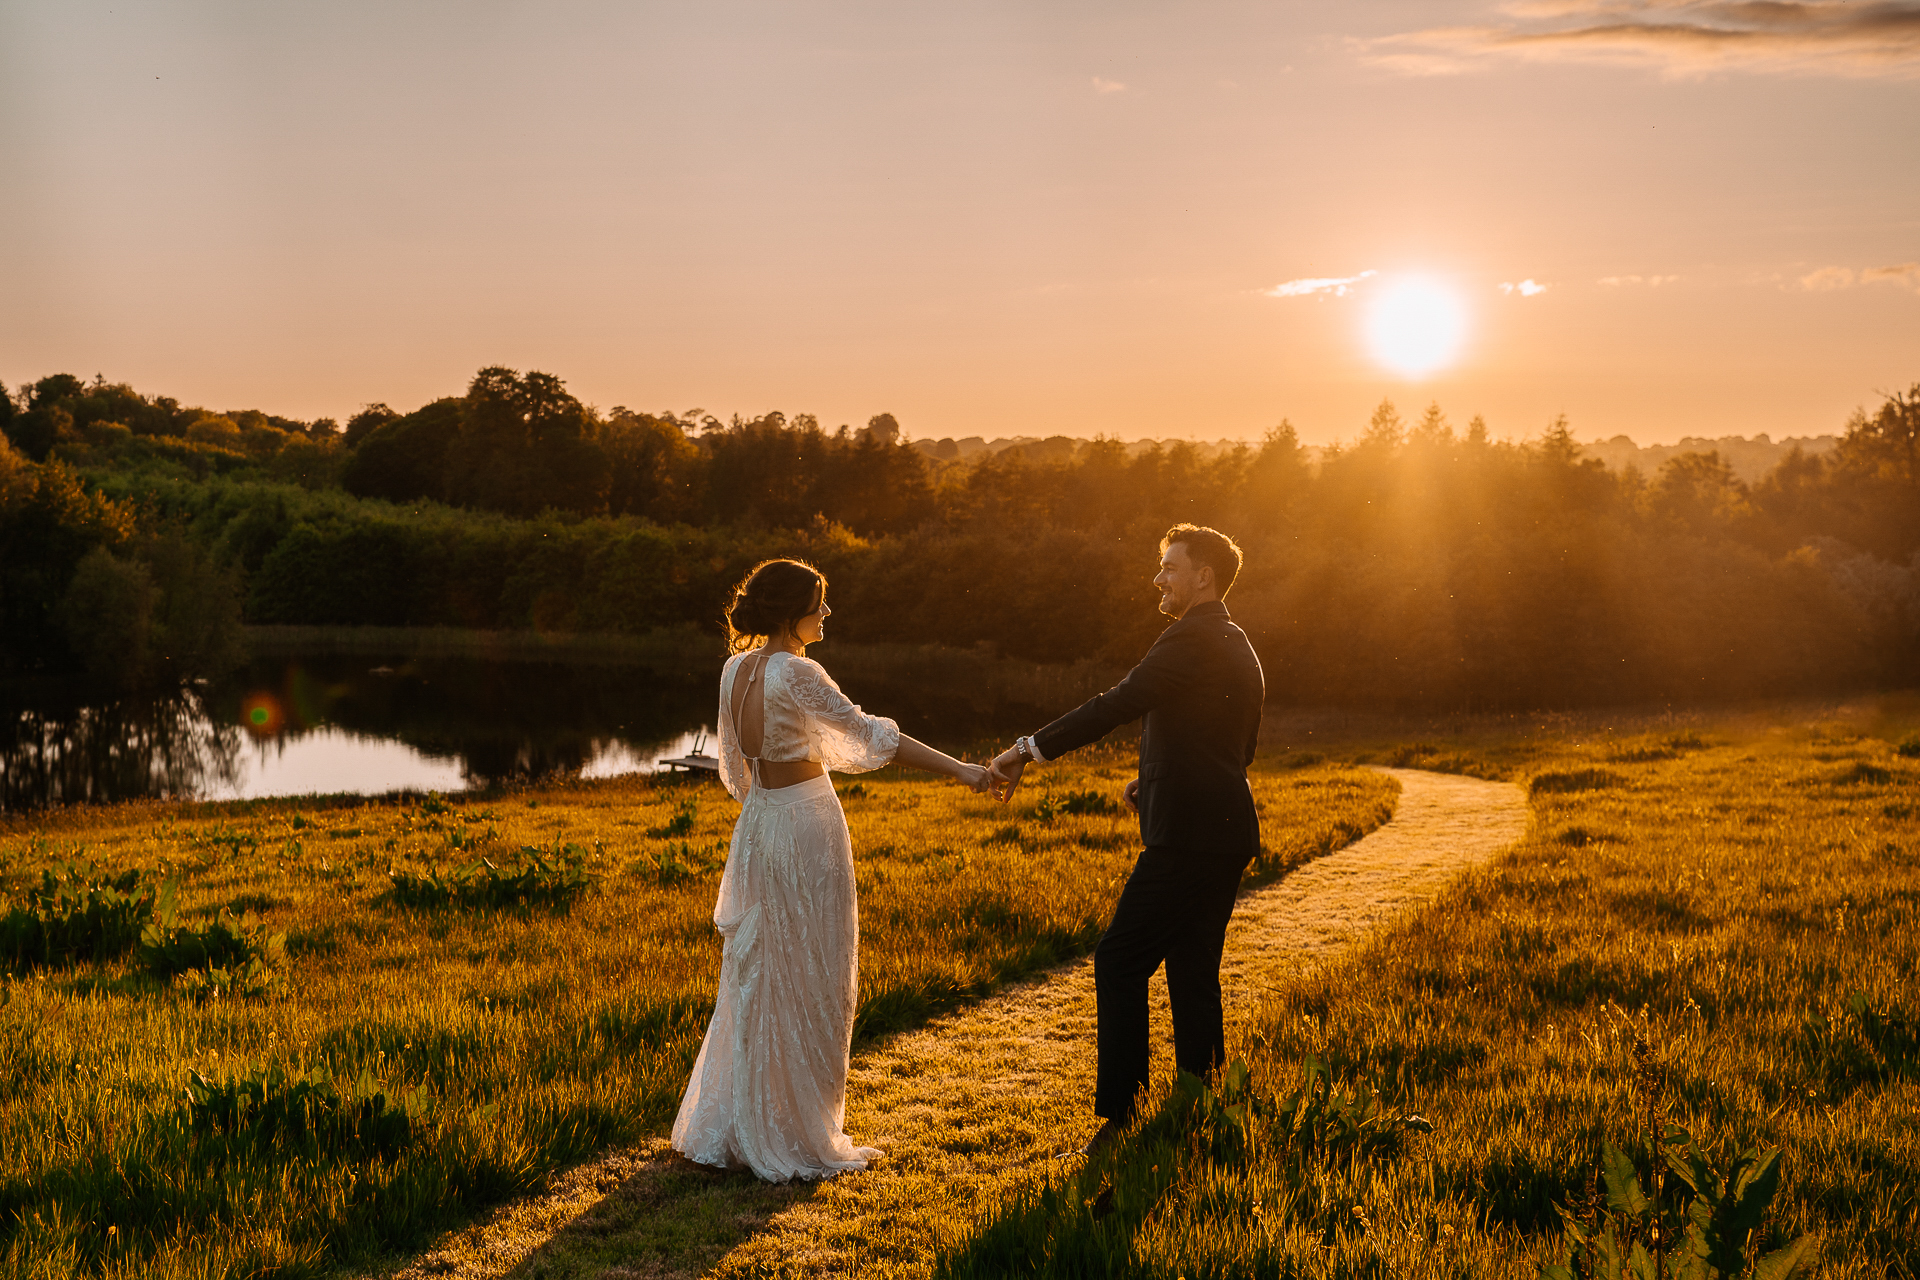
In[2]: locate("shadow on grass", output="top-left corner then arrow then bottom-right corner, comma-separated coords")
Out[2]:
379,1139 -> 824,1280
505,1151 -> 819,1280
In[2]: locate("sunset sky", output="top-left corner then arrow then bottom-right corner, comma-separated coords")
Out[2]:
3,1 -> 1917,446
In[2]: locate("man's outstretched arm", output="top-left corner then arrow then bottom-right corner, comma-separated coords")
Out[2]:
988,626 -> 1194,798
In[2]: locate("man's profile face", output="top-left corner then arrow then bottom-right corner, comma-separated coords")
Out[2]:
1153,541 -> 1211,618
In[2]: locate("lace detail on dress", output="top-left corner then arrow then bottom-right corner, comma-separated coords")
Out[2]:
673,650 -> 893,1182
774,656 -> 900,773
669,775 -> 878,1181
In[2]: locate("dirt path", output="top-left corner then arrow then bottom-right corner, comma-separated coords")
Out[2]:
377,768 -> 1529,1280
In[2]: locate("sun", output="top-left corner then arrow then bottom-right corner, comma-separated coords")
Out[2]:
1365,275 -> 1467,378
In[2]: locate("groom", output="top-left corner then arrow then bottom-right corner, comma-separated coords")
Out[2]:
988,523 -> 1264,1155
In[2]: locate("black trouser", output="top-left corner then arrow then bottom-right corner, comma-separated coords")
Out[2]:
1092,843 -> 1252,1121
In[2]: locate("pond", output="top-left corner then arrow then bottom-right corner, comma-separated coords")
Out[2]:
0,638 -> 1120,810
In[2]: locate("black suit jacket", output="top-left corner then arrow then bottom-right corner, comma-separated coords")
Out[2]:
1034,600 -> 1264,857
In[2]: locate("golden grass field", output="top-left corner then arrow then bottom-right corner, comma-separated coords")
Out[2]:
0,741 -> 1395,1279
936,700 -> 1920,1279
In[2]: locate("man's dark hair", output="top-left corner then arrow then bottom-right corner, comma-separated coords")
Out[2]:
1161,524 -> 1243,596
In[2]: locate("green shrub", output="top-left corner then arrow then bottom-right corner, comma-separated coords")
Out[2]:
1897,734 -> 1920,758
646,799 -> 698,838
385,845 -> 598,911
138,879 -> 285,990
186,1064 -> 422,1162
0,859 -> 155,971
1060,789 -> 1121,816
1542,1128 -> 1816,1279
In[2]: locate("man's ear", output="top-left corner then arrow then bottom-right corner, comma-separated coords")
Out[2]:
1197,563 -> 1216,593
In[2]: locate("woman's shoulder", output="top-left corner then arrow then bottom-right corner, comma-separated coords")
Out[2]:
774,652 -> 839,686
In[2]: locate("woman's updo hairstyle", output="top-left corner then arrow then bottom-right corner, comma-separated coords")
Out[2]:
724,559 -> 827,653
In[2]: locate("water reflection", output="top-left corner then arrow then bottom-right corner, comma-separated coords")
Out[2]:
1,652 -> 719,811
1,642 -> 1118,810
1,688 -> 244,809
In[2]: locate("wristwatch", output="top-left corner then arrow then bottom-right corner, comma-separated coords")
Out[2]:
1014,736 -> 1036,764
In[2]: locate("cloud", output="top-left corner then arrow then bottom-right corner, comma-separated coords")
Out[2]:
1800,265 -> 1857,290
1500,278 -> 1549,296
1263,270 -> 1377,298
1861,261 -> 1920,290
1091,77 -> 1127,93
1361,1 -> 1920,79
1801,262 -> 1920,291
1598,274 -> 1681,286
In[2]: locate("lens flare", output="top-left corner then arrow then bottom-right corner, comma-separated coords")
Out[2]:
241,693 -> 286,738
1365,276 -> 1468,378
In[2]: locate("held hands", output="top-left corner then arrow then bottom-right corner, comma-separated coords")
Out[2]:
958,763 -> 994,794
986,748 -> 1025,803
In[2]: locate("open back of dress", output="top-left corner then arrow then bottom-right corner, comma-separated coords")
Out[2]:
729,652 -> 772,788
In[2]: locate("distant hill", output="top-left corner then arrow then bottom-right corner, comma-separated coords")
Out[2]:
1580,433 -> 1838,484
912,431 -> 1840,485
911,435 -> 1264,465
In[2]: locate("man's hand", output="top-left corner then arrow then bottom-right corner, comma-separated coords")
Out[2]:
1122,776 -> 1140,814
987,749 -> 1026,802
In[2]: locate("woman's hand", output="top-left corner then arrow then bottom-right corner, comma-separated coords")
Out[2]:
958,763 -> 993,793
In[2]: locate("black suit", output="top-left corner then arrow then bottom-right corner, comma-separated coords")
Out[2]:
1033,599 -> 1264,1120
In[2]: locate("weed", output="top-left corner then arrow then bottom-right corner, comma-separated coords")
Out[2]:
1059,788 -> 1120,816
1542,1030 -> 1816,1278
1897,734 -> 1920,759
186,1064 -> 423,1161
647,799 -> 699,839
1543,1130 -> 1816,1279
386,845 -> 599,911
0,859 -> 155,971
138,878 -> 285,987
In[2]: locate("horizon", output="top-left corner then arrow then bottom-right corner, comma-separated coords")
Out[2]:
5,1 -> 1917,448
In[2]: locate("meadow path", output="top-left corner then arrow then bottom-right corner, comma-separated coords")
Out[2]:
377,768 -> 1530,1280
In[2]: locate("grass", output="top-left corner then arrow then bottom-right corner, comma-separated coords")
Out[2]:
936,700 -> 1920,1278
0,745 -> 1394,1279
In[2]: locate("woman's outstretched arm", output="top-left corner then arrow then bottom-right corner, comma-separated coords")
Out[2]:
893,733 -> 991,791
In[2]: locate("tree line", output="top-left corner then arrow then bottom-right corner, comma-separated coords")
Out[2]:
4,368 -> 1915,708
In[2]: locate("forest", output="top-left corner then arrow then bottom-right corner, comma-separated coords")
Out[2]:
2,366 -> 1915,709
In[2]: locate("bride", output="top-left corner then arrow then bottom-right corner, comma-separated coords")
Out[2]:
670,558 -> 991,1182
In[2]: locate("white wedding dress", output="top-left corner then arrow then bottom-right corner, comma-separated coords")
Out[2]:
670,650 -> 899,1181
